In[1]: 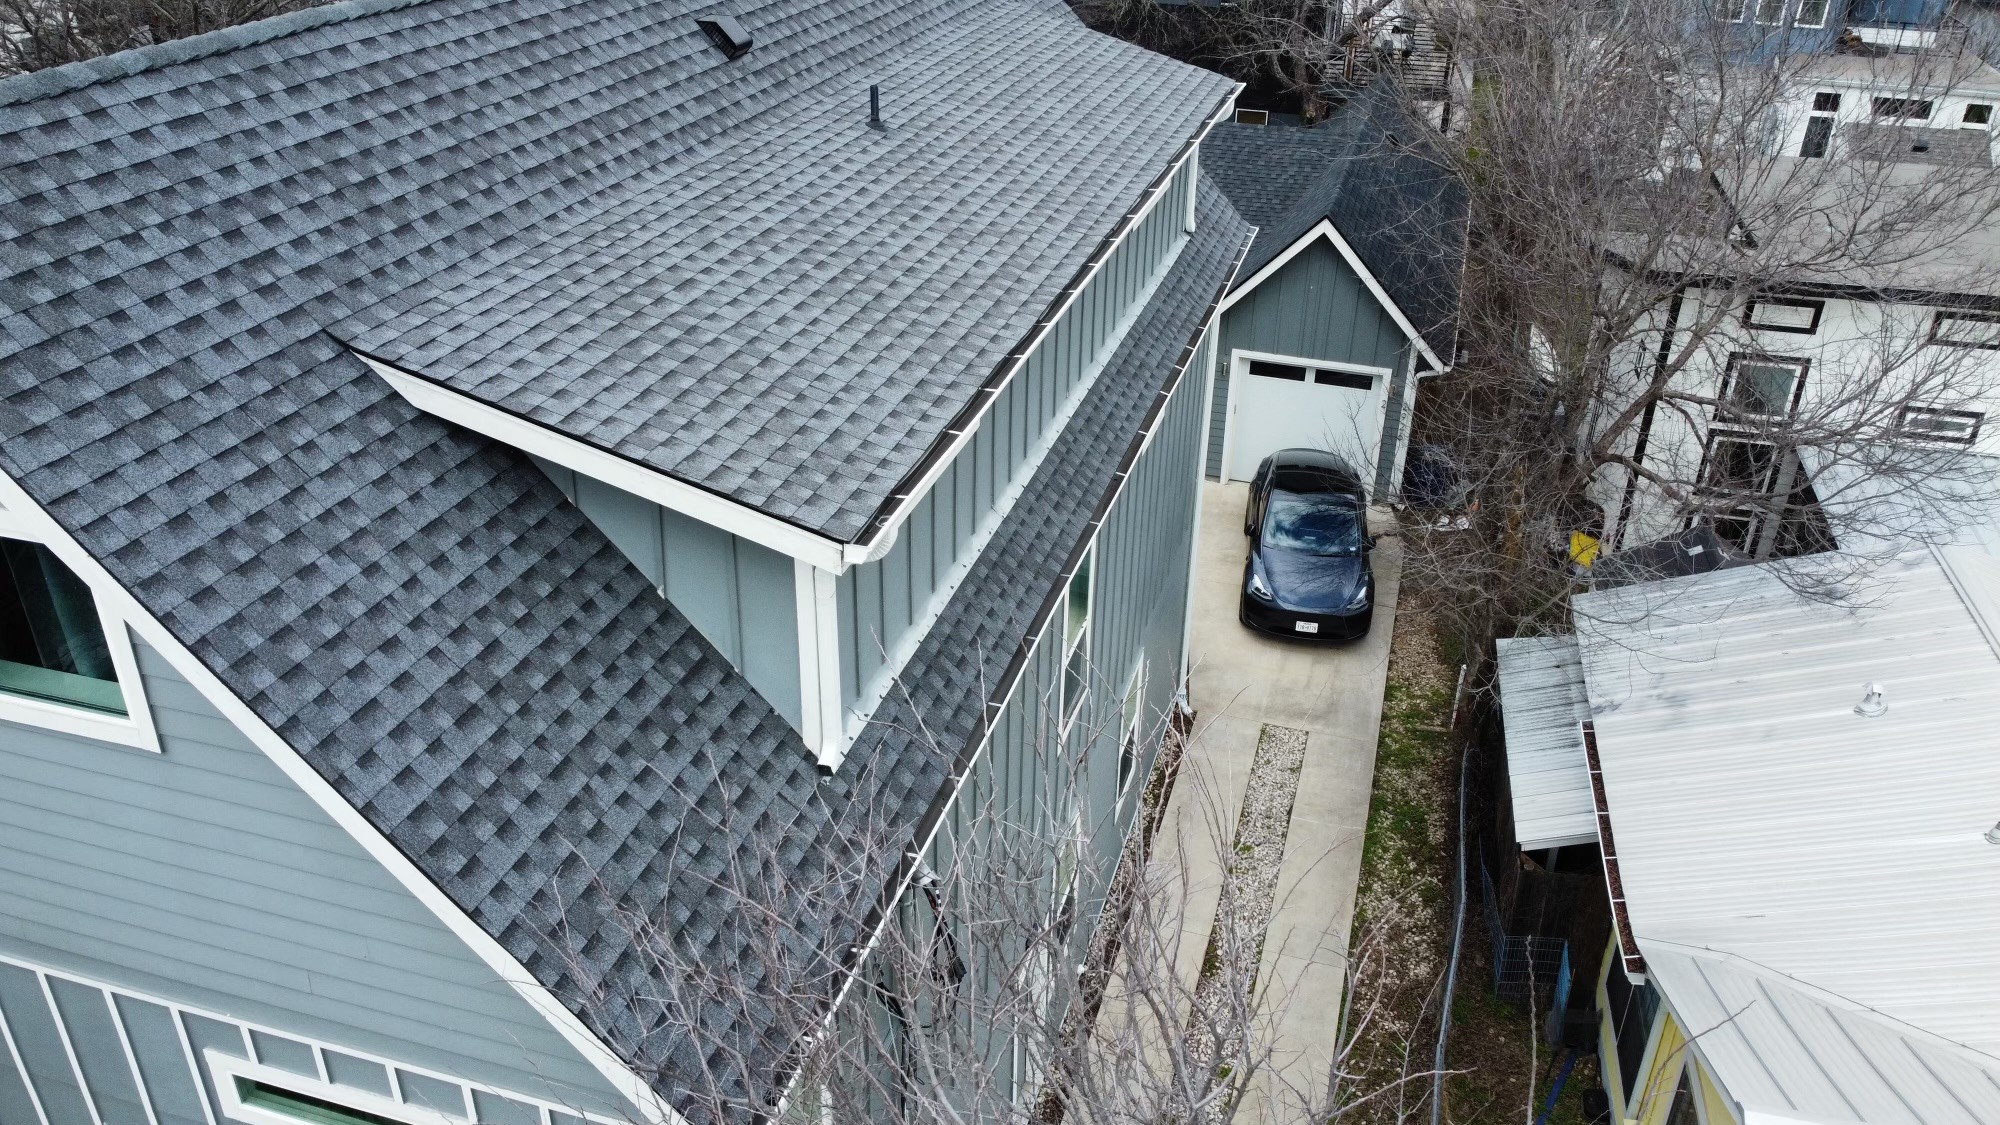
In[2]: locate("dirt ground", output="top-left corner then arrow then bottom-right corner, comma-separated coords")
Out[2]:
1341,595 -> 1597,1125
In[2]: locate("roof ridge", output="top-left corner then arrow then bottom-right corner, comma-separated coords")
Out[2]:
0,0 -> 434,108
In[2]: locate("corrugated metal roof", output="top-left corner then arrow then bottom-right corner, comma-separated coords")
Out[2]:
1647,946 -> 2000,1125
1494,635 -> 1595,850
1571,551 -> 2000,1109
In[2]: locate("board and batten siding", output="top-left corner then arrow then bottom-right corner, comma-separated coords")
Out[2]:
837,159 -> 1200,721
0,638 -> 633,1120
531,458 -> 801,729
905,335 -> 1212,1093
1206,237 -> 1412,480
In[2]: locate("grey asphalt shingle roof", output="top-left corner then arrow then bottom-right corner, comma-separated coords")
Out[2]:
0,0 -> 1248,1113
329,0 -> 1233,541
1204,83 -> 1468,360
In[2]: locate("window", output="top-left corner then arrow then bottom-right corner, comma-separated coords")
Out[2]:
1812,91 -> 1840,113
1060,549 -> 1093,728
1931,310 -> 2000,349
1966,104 -> 1994,126
1603,963 -> 1660,1105
1744,298 -> 1822,333
1897,405 -> 1983,444
1248,359 -> 1307,381
1753,0 -> 1784,24
1234,108 -> 1269,126
236,1080 -> 408,1125
1,536 -> 124,715
1872,97 -> 1934,120
1116,665 -> 1145,813
1313,368 -> 1375,389
1720,355 -> 1806,420
1665,1067 -> 1703,1125
1798,115 -> 1833,157
1702,436 -> 1780,494
1794,0 -> 1828,27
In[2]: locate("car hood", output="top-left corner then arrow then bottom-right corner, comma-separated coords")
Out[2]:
1258,545 -> 1368,613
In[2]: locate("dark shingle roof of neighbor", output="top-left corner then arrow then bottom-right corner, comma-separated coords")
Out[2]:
1204,83 -> 1468,361
0,0 -> 1247,1113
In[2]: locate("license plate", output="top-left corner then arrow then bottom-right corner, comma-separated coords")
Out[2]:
1294,621 -> 1319,634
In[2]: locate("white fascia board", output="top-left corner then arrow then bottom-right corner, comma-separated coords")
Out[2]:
0,473 -> 684,1125
794,560 -> 845,770
356,352 -> 847,573
1220,218 -> 1446,372
841,84 -> 1244,565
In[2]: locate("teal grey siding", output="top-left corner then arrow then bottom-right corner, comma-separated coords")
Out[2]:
532,460 -> 802,728
920,330 -> 1209,996
0,640 -> 632,1119
0,954 -> 594,1125
1205,237 -> 1411,478
838,160 -> 1198,717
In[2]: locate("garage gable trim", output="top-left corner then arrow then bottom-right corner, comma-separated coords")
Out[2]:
1222,218 -> 1444,372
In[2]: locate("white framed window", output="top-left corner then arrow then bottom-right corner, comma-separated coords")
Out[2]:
210,1051 -> 454,1125
1964,103 -> 1993,127
1059,548 -> 1094,733
1930,310 -> 2000,349
1116,662 -> 1146,816
0,491 -> 158,752
1897,405 -> 1983,444
1719,354 -> 1808,421
1793,0 -> 1828,28
1743,297 -> 1823,334
1872,96 -> 1934,121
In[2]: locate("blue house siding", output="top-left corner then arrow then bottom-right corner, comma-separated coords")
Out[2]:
1204,237 -> 1411,479
0,641 -> 632,1120
531,459 -> 803,729
838,159 -> 1199,721
0,954 -> 605,1125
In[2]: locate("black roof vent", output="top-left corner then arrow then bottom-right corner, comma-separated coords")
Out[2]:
698,15 -> 752,60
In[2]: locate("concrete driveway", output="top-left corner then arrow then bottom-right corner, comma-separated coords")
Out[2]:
1156,480 -> 1398,1113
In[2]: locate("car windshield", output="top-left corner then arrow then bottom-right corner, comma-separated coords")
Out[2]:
1262,491 -> 1364,556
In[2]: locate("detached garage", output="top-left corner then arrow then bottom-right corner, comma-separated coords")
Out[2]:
1201,84 -> 1466,497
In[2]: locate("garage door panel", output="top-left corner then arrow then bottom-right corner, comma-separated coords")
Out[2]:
1228,358 -> 1384,484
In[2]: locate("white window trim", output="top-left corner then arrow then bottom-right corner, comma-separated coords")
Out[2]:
1217,348 -> 1395,485
1116,659 -> 1146,816
0,489 -> 160,752
211,1050 -> 458,1125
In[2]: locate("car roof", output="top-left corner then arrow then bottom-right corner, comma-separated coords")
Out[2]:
1268,448 -> 1367,494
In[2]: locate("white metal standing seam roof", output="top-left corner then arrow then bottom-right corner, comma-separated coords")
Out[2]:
1643,945 -> 2000,1125
1493,635 -> 1595,850
1571,551 -> 2000,1123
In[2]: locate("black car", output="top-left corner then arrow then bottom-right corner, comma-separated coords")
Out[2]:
1239,449 -> 1375,640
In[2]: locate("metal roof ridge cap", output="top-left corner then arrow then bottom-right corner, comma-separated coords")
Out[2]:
0,0 -> 437,109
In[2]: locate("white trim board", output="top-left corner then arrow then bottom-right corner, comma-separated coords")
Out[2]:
0,485 -> 161,752
0,467 -> 684,1125
357,353 -> 850,574
1219,217 -> 1446,371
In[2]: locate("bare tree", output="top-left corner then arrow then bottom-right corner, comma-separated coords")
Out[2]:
0,0 -> 326,75
1371,0 -> 2000,658
532,668 -> 1439,1125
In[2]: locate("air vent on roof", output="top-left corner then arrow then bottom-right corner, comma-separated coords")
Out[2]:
698,15 -> 752,60
1235,108 -> 1269,126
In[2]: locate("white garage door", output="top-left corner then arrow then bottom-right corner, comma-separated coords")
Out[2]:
1226,356 -> 1387,484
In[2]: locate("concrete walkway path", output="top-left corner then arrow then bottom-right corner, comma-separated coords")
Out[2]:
1155,480 -> 1399,1116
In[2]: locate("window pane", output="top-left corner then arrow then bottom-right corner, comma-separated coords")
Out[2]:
1872,97 -> 1933,120
0,537 -> 123,714
1248,360 -> 1307,381
1755,0 -> 1783,23
1966,104 -> 1993,125
1799,115 -> 1833,158
1795,0 -> 1828,26
240,1081 -> 408,1125
1748,300 -> 1819,329
1931,312 -> 2000,349
1812,91 -> 1840,112
1065,551 -> 1092,650
1726,360 -> 1800,416
1897,406 -> 1982,443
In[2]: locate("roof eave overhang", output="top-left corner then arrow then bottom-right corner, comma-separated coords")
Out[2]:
351,348 -> 854,572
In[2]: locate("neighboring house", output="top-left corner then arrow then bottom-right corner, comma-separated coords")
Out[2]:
1598,4 -> 2000,556
1199,84 -> 1467,496
1492,548 -> 2000,1124
0,1 -> 1252,1123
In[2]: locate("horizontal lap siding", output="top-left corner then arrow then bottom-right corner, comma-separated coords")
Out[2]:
0,641 -> 630,1119
1206,238 -> 1409,478
842,161 -> 1197,719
